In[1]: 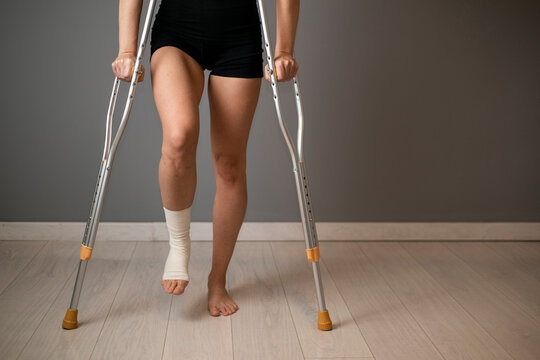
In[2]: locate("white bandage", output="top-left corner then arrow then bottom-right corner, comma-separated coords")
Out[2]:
162,205 -> 191,281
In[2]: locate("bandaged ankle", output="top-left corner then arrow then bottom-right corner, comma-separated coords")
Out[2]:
162,205 -> 191,281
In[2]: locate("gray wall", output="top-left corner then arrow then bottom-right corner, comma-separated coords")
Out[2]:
1,0 -> 539,222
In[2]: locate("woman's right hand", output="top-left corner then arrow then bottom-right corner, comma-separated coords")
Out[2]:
112,51 -> 145,82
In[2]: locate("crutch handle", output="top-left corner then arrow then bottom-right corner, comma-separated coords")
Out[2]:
130,64 -> 145,82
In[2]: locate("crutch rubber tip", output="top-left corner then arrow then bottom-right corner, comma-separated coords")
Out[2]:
62,308 -> 78,330
317,310 -> 332,331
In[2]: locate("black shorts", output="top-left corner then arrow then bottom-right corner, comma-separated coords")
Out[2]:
150,0 -> 264,78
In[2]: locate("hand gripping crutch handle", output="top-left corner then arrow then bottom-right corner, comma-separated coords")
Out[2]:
255,0 -> 332,331
62,0 -> 159,330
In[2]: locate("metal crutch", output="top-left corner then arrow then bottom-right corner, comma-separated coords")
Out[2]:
62,0 -> 158,330
63,0 -> 332,332
255,0 -> 332,331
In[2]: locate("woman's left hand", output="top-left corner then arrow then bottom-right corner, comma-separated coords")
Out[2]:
265,51 -> 299,82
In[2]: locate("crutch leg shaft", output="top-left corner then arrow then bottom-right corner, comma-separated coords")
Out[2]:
62,159 -> 111,329
62,0 -> 158,330
295,161 -> 332,331
256,0 -> 332,331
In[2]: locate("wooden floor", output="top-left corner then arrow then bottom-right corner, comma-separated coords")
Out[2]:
0,240 -> 539,360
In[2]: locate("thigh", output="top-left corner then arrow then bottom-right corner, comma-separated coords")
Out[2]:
150,46 -> 205,149
208,75 -> 262,162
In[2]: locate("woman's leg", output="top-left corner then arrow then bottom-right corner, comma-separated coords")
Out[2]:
206,74 -> 262,316
150,45 -> 205,295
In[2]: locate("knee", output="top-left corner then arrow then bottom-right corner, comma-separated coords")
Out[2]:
162,131 -> 197,170
213,153 -> 245,184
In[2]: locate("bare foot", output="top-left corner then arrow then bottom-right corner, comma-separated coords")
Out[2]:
162,279 -> 189,295
207,275 -> 238,316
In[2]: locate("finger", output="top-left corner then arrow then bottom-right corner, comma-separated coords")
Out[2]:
285,60 -> 293,80
283,61 -> 291,81
287,60 -> 296,80
278,61 -> 287,82
265,63 -> 271,82
125,60 -> 133,79
274,61 -> 282,81
119,64 -> 126,81
288,60 -> 298,79
267,63 -> 273,81
124,67 -> 131,82
278,59 -> 288,81
122,63 -> 129,81
113,62 -> 122,80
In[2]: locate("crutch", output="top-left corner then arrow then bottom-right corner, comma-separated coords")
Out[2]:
63,0 -> 332,332
62,0 -> 158,330
255,0 -> 332,331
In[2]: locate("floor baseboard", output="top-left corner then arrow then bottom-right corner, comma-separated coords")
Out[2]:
0,222 -> 539,241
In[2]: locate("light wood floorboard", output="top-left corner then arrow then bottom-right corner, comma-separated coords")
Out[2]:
17,241 -> 136,360
445,242 -> 540,321
304,358 -> 374,360
488,242 -> 540,281
1,240 -> 539,360
322,242 -> 443,360
89,242 -> 171,359
0,240 -> 80,359
162,242 -> 233,360
0,240 -> 47,294
270,242 -> 372,358
359,242 -> 513,360
228,242 -> 305,360
403,242 -> 540,359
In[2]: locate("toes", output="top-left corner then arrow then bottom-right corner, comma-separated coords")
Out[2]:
225,304 -> 235,315
220,304 -> 229,315
209,305 -> 220,316
163,280 -> 188,295
172,281 -> 182,294
206,301 -> 238,316
162,280 -> 173,294
215,303 -> 227,316
172,280 -> 188,295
